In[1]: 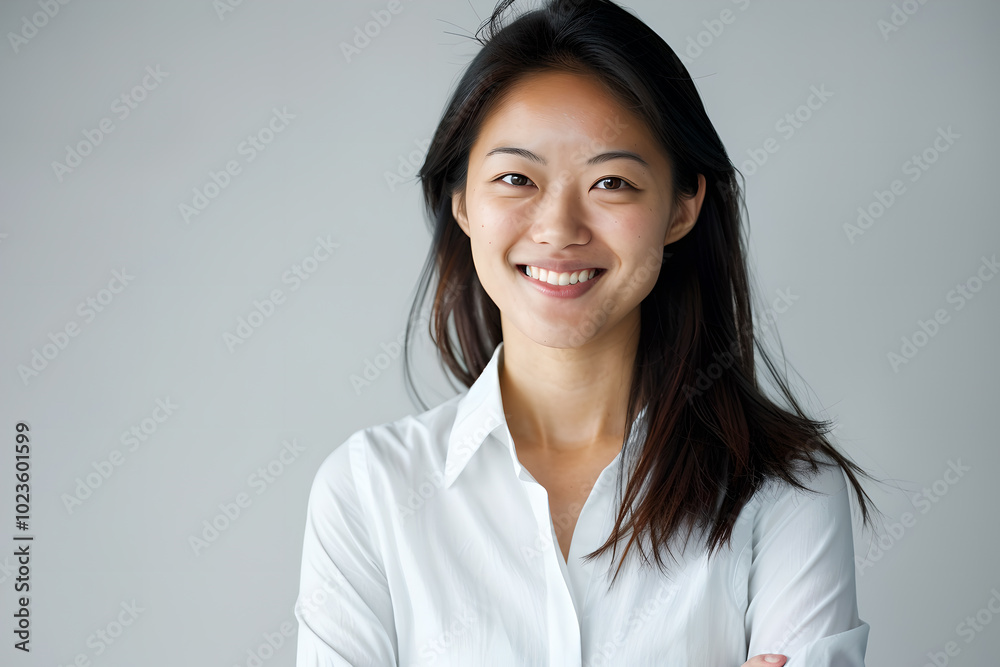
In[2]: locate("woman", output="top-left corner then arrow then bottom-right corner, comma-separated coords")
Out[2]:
295,0 -> 882,664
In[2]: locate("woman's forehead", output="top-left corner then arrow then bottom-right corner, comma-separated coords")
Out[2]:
489,70 -> 628,124
475,71 -> 661,163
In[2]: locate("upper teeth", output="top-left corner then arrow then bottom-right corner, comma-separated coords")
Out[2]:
523,265 -> 598,285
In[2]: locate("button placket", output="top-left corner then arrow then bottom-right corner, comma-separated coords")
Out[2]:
519,477 -> 582,666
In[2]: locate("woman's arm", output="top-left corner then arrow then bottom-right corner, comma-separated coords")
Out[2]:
295,434 -> 398,666
743,461 -> 870,666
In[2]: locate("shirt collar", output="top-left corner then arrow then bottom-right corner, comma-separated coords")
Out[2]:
443,340 -> 509,488
442,340 -> 651,489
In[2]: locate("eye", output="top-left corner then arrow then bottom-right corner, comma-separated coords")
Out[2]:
594,176 -> 635,191
497,173 -> 534,187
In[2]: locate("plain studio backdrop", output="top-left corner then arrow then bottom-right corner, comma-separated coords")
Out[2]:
1,0 -> 997,665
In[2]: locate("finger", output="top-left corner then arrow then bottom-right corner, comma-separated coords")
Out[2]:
745,655 -> 787,666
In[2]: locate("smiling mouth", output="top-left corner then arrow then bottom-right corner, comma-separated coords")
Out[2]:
517,265 -> 605,286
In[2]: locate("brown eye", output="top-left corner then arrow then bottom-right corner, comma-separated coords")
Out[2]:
596,177 -> 631,190
500,173 -> 533,187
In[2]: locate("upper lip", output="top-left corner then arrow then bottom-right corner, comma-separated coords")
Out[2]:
517,260 -> 603,274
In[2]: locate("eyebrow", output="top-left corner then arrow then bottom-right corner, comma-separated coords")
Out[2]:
484,146 -> 650,168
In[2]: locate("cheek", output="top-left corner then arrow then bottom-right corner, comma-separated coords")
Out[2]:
617,207 -> 666,239
470,207 -> 519,251
605,210 -> 666,255
611,212 -> 670,283
466,214 -> 513,287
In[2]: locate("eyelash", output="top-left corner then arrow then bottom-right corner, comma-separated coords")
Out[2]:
496,173 -> 636,191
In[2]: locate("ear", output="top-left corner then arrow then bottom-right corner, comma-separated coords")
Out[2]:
451,189 -> 470,238
664,173 -> 706,246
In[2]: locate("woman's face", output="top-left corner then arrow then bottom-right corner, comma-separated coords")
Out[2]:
452,69 -> 704,349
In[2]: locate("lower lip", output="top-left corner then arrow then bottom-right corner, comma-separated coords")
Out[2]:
517,266 -> 603,298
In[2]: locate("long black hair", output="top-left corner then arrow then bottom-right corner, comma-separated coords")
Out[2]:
403,0 -> 884,586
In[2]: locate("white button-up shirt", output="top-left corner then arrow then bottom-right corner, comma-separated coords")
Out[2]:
295,340 -> 869,665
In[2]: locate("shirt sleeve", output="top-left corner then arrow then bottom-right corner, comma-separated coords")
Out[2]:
744,459 -> 870,666
294,432 -> 398,666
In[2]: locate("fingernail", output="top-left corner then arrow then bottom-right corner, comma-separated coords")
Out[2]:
764,657 -> 783,664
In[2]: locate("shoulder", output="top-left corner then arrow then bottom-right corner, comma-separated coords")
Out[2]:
755,450 -> 851,502
310,392 -> 466,494
750,451 -> 855,533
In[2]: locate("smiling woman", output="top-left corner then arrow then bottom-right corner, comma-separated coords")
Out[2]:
452,70 -> 694,358
294,0 -> 884,665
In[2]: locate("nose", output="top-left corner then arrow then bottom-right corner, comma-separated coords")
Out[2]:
527,178 -> 592,248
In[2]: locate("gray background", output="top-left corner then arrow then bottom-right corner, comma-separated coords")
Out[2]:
1,0 -> 997,665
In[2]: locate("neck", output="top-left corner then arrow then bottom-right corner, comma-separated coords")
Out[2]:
498,312 -> 640,456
